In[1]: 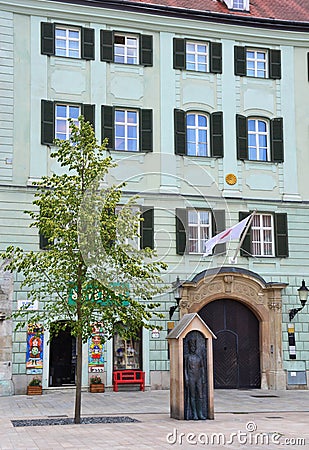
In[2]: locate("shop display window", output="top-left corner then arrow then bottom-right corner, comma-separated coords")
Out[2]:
113,329 -> 142,370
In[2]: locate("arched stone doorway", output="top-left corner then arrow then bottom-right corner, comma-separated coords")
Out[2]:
199,299 -> 260,389
179,267 -> 287,390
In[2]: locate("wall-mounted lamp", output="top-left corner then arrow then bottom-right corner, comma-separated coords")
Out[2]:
169,276 -> 182,320
289,280 -> 309,321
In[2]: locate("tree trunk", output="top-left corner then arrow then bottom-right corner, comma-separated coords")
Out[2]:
74,333 -> 83,424
74,261 -> 84,424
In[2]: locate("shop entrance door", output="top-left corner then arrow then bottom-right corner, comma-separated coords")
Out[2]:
49,324 -> 76,387
199,299 -> 261,389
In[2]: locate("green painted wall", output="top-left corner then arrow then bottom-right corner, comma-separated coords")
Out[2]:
0,0 -> 309,392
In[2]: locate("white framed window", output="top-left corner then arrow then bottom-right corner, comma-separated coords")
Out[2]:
55,104 -> 80,140
246,49 -> 267,78
224,0 -> 249,11
251,213 -> 274,257
55,26 -> 81,58
186,41 -> 208,72
186,113 -> 209,156
188,210 -> 211,254
248,118 -> 269,161
114,34 -> 139,65
115,109 -> 139,151
233,0 -> 244,9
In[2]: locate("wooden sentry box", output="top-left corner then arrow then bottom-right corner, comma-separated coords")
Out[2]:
167,313 -> 216,420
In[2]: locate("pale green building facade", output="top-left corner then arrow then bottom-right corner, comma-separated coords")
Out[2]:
0,0 -> 309,395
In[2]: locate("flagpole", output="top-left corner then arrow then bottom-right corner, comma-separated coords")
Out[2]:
230,210 -> 256,264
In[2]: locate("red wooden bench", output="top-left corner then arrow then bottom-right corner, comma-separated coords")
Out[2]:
113,370 -> 145,392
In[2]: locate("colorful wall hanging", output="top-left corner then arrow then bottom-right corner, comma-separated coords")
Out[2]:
26,323 -> 44,374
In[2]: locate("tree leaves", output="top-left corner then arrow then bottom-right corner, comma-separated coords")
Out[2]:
2,116 -> 167,341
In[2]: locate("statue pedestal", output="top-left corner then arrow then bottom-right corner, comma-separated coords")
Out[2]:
167,313 -> 216,420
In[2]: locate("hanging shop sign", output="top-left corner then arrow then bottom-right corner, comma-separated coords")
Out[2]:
26,323 -> 44,375
68,282 -> 129,306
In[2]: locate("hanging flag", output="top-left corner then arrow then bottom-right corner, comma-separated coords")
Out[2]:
203,213 -> 253,256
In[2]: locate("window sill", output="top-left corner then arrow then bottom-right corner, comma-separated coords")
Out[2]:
182,71 -> 213,81
184,154 -> 213,158
109,149 -> 147,154
240,77 -> 274,87
110,64 -> 144,75
240,160 -> 281,170
50,56 -> 86,69
251,255 -> 275,258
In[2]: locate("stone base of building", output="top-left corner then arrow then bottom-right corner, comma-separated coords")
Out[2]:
150,371 -> 170,390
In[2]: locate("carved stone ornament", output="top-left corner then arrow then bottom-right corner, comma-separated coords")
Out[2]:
268,300 -> 282,311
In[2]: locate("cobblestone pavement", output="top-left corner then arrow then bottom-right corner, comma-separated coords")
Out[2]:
0,389 -> 308,449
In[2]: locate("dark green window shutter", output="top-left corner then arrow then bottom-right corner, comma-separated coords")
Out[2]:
173,38 -> 185,70
236,114 -> 248,160
269,49 -> 281,79
140,207 -> 154,249
234,46 -> 246,76
176,208 -> 187,255
275,213 -> 288,257
81,27 -> 95,60
211,210 -> 226,255
270,117 -> 284,162
82,104 -> 95,130
39,233 -> 50,250
239,211 -> 252,257
41,100 -> 55,145
140,109 -> 153,152
41,22 -> 55,56
100,30 -> 114,62
140,34 -> 153,67
210,112 -> 224,157
174,109 -> 186,155
101,105 -> 114,149
210,42 -> 222,74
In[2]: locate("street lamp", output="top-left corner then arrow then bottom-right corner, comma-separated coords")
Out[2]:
289,280 -> 309,321
169,276 -> 182,320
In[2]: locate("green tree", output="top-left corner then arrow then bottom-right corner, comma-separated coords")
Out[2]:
1,117 -> 167,423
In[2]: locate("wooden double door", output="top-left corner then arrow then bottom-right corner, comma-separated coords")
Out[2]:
199,299 -> 261,389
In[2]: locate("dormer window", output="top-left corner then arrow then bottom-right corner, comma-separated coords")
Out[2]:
233,0 -> 244,9
222,0 -> 249,11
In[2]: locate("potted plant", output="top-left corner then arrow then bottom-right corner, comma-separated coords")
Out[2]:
27,377 -> 42,395
89,375 -> 104,393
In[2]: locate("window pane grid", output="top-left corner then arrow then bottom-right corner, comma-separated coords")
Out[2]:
248,118 -> 269,161
188,210 -> 211,254
251,213 -> 274,257
55,104 -> 80,140
115,109 -> 138,151
55,27 -> 80,58
246,49 -> 267,78
233,0 -> 244,9
186,41 -> 208,72
186,113 -> 209,157
114,34 -> 138,65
